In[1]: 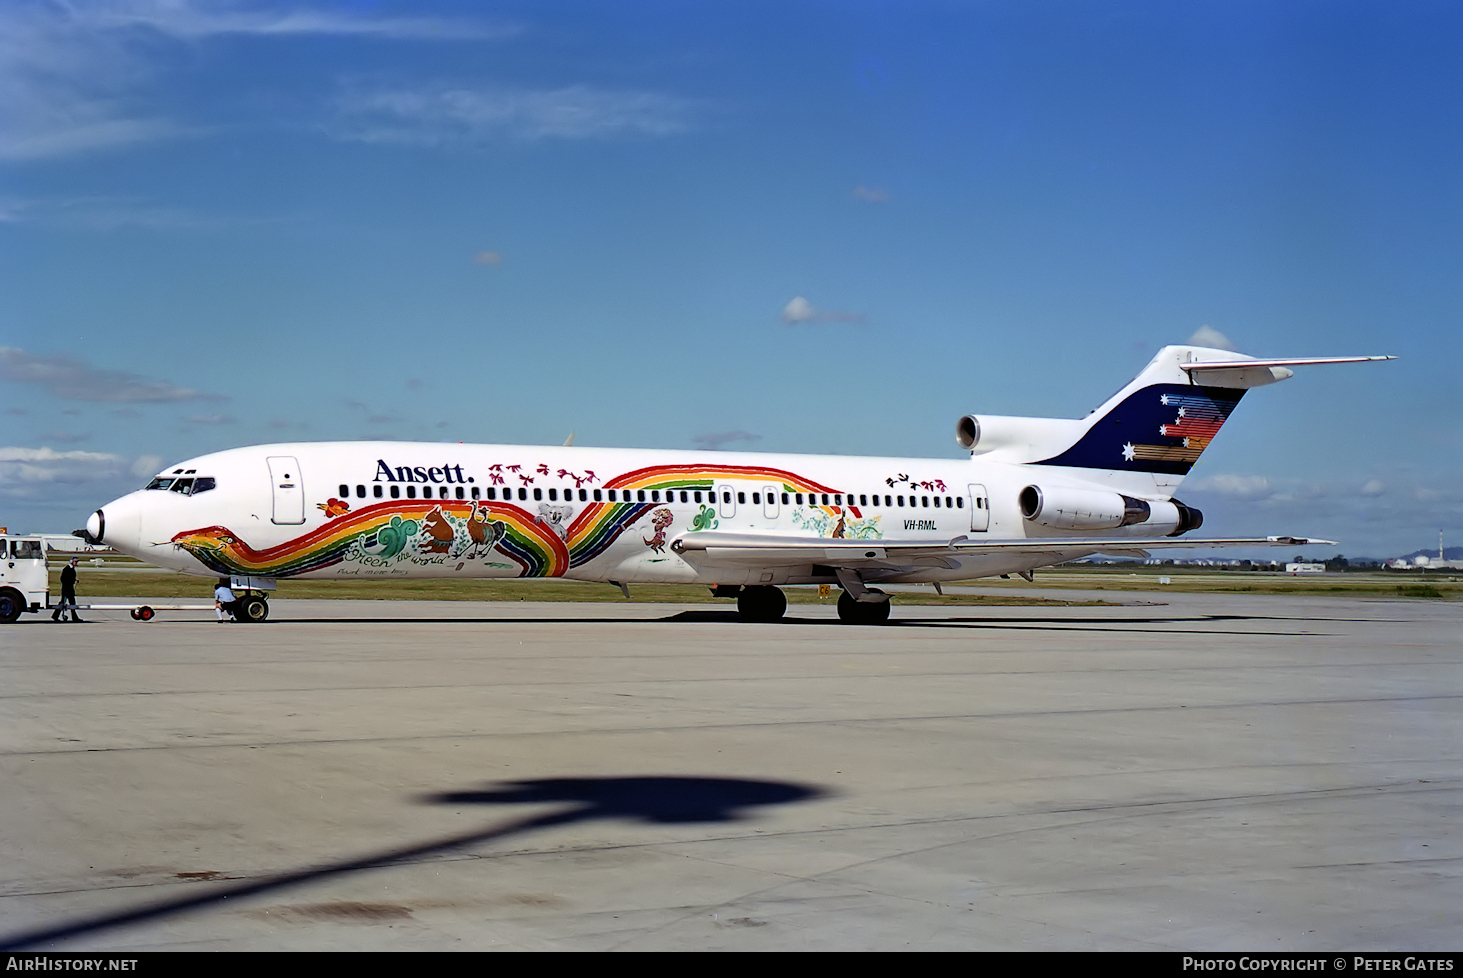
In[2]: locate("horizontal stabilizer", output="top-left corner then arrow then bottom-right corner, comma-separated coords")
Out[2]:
1181,356 -> 1395,371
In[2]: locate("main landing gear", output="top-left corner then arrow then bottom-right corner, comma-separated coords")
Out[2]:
736,585 -> 787,623
833,567 -> 891,625
724,582 -> 891,624
837,588 -> 890,625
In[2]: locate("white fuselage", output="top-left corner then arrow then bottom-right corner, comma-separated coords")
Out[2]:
90,441 -> 1183,587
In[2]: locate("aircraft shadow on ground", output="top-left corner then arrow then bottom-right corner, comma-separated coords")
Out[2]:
0,775 -> 825,951
257,610 -> 1349,636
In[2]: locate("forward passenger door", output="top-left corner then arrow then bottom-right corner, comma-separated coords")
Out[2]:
268,456 -> 306,525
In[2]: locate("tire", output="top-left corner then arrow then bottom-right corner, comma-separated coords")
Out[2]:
837,588 -> 890,625
737,585 -> 786,622
138,606 -> 155,622
863,589 -> 890,624
0,588 -> 23,624
237,595 -> 269,623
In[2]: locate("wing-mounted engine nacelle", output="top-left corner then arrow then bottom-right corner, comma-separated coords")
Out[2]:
1019,486 -> 1204,536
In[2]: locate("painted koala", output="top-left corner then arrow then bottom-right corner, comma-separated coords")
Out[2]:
536,503 -> 574,541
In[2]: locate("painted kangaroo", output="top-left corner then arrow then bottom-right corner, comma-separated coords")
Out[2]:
642,507 -> 674,553
458,504 -> 506,559
422,507 -> 455,554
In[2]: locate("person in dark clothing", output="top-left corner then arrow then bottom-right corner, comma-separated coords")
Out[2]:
52,557 -> 84,622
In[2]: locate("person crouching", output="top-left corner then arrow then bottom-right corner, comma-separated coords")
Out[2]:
214,578 -> 240,622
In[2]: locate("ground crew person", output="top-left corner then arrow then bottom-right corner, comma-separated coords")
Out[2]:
52,556 -> 84,622
214,578 -> 239,622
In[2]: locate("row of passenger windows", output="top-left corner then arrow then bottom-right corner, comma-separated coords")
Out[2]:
340,482 -> 964,509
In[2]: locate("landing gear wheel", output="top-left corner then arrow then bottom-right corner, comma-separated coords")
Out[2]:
137,606 -> 155,621
0,588 -> 23,624
837,588 -> 890,625
737,585 -> 787,622
236,595 -> 269,623
130,608 -> 141,621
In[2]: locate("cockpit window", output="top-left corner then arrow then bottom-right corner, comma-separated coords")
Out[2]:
192,477 -> 216,494
169,478 -> 194,494
146,477 -> 174,490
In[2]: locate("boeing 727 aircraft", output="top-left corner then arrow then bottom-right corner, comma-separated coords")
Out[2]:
73,344 -> 1390,624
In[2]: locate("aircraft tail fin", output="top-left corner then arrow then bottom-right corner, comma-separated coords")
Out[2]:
964,345 -> 1393,494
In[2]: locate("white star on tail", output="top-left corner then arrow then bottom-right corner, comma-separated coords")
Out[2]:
1122,443 -> 1136,461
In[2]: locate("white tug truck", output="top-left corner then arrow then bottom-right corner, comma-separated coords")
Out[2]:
1,531 -> 256,623
0,533 -> 49,623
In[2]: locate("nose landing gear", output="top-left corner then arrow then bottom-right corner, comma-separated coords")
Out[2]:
235,593 -> 270,623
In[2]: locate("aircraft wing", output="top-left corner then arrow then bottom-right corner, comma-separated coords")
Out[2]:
669,532 -> 1334,566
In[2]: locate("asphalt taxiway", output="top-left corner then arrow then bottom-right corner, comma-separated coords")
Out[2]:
1,592 -> 1459,950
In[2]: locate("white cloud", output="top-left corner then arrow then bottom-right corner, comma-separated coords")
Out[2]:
71,1 -> 517,42
0,446 -> 119,464
781,296 -> 816,323
0,346 -> 222,403
780,296 -> 864,325
1183,474 -> 1275,499
1,118 -> 187,162
851,185 -> 888,203
692,430 -> 762,451
0,446 -> 124,495
0,1 -> 513,160
332,84 -> 694,144
1188,325 -> 1238,351
1361,479 -> 1386,497
130,454 -> 164,478
0,195 -> 290,231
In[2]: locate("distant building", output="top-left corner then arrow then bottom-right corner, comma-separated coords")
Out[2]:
1388,555 -> 1463,570
1286,563 -> 1325,575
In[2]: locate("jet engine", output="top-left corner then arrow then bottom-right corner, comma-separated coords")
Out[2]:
955,414 -> 1086,460
1018,485 -> 1150,530
1019,485 -> 1203,536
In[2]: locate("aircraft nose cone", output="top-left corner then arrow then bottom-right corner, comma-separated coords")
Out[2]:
86,509 -> 104,544
93,492 -> 145,558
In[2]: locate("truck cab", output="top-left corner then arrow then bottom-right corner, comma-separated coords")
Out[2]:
0,534 -> 50,623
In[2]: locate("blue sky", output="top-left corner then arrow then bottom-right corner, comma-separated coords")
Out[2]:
1,0 -> 1459,558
